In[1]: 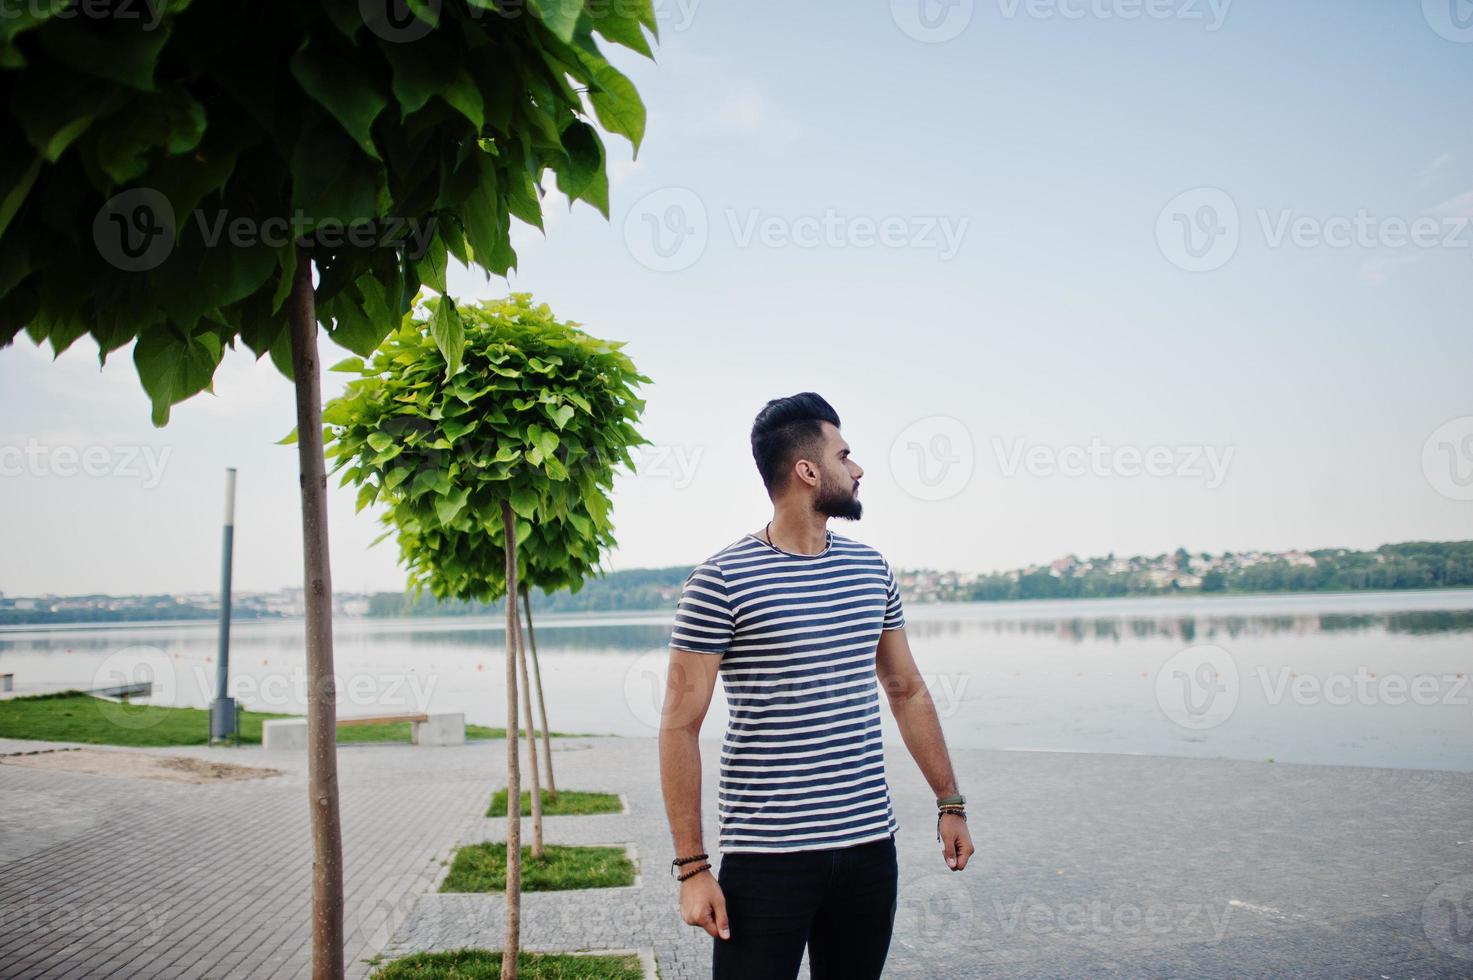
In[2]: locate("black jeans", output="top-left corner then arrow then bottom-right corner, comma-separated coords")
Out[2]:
711,834 -> 898,980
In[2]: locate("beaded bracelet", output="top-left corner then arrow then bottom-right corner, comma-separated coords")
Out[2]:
676,862 -> 712,882
936,806 -> 967,842
670,852 -> 708,877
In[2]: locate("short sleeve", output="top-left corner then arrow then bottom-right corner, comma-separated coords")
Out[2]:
669,562 -> 735,655
882,559 -> 906,631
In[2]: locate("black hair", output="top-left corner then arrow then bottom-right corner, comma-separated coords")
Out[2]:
750,392 -> 841,495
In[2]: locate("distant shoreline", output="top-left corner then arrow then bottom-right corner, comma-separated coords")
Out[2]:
3,585 -> 1471,632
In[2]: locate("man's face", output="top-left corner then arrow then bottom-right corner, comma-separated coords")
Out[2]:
812,421 -> 864,520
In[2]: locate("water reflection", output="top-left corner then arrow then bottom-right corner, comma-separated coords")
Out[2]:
348,606 -> 1473,653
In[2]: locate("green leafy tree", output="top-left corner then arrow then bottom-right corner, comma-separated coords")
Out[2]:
1,4 -> 651,975
322,292 -> 648,973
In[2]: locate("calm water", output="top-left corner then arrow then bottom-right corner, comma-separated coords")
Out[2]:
3,590 -> 1471,771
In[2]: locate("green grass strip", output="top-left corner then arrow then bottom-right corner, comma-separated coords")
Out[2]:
0,692 -> 532,747
371,949 -> 642,979
487,789 -> 623,817
440,843 -> 635,893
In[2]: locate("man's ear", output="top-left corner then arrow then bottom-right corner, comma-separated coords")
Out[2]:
794,458 -> 819,487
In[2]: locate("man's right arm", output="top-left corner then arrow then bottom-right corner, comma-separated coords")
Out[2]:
658,646 -> 730,940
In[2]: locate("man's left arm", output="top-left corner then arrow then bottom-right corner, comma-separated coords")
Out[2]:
876,625 -> 976,871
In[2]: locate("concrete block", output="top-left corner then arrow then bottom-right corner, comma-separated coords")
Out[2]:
262,718 -> 307,751
412,713 -> 465,746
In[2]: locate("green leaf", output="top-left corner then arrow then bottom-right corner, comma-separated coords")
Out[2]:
378,29 -> 458,117
436,485 -> 470,525
291,121 -> 388,228
508,486 -> 539,520
430,296 -> 463,377
528,0 -> 583,42
11,68 -> 102,161
92,87 -> 207,184
35,16 -> 172,90
588,0 -> 656,58
269,324 -> 295,382
366,431 -> 393,452
583,56 -> 646,154
133,326 -> 225,428
290,38 -> 387,160
441,70 -> 485,132
461,150 -> 513,275
277,427 -> 299,445
330,356 -> 365,373
0,154 -> 42,240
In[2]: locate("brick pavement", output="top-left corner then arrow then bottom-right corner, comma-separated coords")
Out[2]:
2,736 -> 1472,978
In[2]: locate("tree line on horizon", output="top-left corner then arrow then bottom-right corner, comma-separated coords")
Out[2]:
368,539 -> 1473,616
6,541 -> 1470,627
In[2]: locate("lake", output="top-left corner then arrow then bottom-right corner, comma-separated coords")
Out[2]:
2,590 -> 1470,771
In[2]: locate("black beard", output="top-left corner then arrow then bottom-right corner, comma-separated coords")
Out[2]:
816,476 -> 862,521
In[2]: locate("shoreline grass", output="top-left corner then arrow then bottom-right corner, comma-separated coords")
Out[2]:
0,692 -> 592,747
487,789 -> 623,817
441,843 -> 635,893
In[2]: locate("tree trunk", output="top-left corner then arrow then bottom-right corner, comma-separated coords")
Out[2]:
501,499 -> 522,980
516,605 -> 544,859
522,588 -> 557,798
287,250 -> 345,980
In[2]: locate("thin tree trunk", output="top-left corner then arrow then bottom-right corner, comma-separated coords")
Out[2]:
501,499 -> 521,980
522,588 -> 556,798
516,606 -> 544,859
287,249 -> 345,980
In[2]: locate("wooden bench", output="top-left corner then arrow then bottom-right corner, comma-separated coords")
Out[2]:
261,712 -> 464,750
336,713 -> 428,727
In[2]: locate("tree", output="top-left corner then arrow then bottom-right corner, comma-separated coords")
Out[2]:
1,5 -> 651,974
323,293 -> 648,976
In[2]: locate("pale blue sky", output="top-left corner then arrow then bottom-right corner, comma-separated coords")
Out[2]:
3,0 -> 1471,596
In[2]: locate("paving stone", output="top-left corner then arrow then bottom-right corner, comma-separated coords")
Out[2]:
2,738 -> 1471,978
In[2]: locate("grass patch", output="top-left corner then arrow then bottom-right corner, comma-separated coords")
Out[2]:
441,843 -> 635,893
371,949 -> 642,979
487,789 -> 623,817
0,692 -> 531,747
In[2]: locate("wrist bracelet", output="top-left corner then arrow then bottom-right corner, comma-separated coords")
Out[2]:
936,806 -> 967,842
676,863 -> 711,882
936,794 -> 966,808
670,852 -> 708,877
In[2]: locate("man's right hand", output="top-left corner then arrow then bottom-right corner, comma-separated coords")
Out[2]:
679,870 -> 730,940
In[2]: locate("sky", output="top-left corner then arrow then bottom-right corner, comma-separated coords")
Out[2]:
2,0 -> 1472,597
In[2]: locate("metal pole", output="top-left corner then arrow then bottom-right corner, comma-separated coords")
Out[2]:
210,468 -> 238,743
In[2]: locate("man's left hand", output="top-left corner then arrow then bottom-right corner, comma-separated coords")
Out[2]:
940,813 -> 974,871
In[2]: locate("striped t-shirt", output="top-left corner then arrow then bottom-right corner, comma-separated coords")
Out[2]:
669,530 -> 906,853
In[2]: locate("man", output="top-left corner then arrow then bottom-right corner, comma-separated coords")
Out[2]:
658,392 -> 975,980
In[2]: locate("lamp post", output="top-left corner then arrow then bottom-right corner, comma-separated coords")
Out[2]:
210,468 -> 237,743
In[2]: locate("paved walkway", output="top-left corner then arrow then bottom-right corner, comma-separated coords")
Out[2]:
1,735 -> 1471,978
